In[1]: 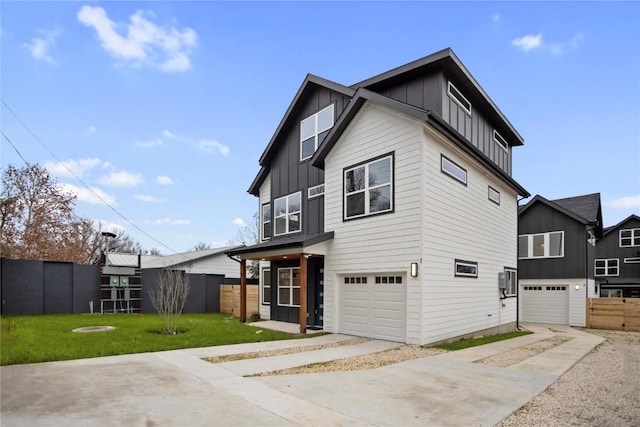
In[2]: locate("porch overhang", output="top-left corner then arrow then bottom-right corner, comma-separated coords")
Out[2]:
225,232 -> 334,261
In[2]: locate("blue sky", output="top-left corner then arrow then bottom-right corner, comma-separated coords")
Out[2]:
2,1 -> 639,254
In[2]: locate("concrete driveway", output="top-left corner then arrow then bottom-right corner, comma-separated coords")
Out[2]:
0,325 -> 603,426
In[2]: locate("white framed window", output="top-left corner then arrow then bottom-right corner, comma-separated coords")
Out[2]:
619,228 -> 640,247
277,267 -> 300,307
441,155 -> 467,185
300,104 -> 334,161
488,186 -> 500,205
493,130 -> 508,153
308,184 -> 325,199
504,268 -> 517,297
601,289 -> 623,298
447,81 -> 472,115
344,153 -> 393,220
624,257 -> 640,263
455,260 -> 478,278
595,259 -> 619,276
519,231 -> 564,259
261,203 -> 271,241
274,192 -> 301,236
261,269 -> 271,305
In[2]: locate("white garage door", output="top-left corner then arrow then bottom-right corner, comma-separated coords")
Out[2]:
340,274 -> 406,342
520,285 -> 569,325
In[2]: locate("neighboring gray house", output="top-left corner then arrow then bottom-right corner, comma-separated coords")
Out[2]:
228,48 -> 529,345
518,193 -> 603,326
595,214 -> 640,298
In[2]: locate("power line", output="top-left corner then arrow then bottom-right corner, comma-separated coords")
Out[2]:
1,98 -> 183,256
1,130 -> 30,165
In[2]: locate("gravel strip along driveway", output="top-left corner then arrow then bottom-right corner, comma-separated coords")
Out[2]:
497,329 -> 640,427
478,335 -> 573,368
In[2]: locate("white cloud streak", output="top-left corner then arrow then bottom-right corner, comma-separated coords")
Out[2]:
24,28 -> 61,63
155,217 -> 190,226
512,31 -> 584,55
156,175 -> 173,185
198,139 -> 229,156
45,157 -> 103,178
77,5 -> 197,72
58,183 -> 116,205
135,138 -> 164,148
162,130 -> 177,139
512,33 -> 542,52
100,171 -> 144,187
608,195 -> 640,209
233,217 -> 246,227
135,194 -> 164,203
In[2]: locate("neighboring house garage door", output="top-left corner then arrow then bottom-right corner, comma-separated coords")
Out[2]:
520,285 -> 569,325
340,274 -> 406,342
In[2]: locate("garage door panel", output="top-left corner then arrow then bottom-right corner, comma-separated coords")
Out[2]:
521,285 -> 569,325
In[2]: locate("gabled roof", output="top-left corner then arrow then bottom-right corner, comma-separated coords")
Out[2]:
520,193 -> 603,236
603,214 -> 640,236
352,48 -> 524,146
311,88 -> 529,197
141,246 -> 243,269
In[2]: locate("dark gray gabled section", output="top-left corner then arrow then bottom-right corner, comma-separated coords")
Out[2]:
596,214 -> 640,291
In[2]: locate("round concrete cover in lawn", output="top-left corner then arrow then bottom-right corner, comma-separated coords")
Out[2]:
72,326 -> 115,333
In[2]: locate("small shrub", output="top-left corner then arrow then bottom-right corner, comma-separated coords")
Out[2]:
249,312 -> 261,322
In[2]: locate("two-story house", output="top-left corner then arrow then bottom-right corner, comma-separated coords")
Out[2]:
595,214 -> 640,298
518,193 -> 603,326
228,48 -> 529,345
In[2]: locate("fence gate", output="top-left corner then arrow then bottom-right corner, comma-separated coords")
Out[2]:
586,298 -> 640,332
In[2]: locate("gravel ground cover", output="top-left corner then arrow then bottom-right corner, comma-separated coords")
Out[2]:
497,329 -> 640,427
477,335 -> 573,368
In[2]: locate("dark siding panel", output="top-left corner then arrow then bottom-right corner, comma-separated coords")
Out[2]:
389,84 -> 407,103
596,217 -> 640,280
1,259 -> 44,315
73,263 -> 100,313
406,78 -> 423,107
206,274 -> 223,313
44,262 -> 73,314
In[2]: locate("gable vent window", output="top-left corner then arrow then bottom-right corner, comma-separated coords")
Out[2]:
441,155 -> 467,185
300,104 -> 334,161
493,130 -> 508,153
519,231 -> 564,259
447,82 -> 472,115
619,228 -> 640,247
488,186 -> 500,205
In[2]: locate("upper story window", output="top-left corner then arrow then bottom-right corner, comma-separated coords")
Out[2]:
519,231 -> 564,259
493,130 -> 508,153
344,153 -> 393,220
274,192 -> 301,236
300,104 -> 334,161
447,82 -> 472,115
441,155 -> 467,185
619,228 -> 640,247
308,184 -> 325,199
595,259 -> 619,276
261,203 -> 271,241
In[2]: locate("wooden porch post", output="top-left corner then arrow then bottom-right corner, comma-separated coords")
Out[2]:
299,255 -> 307,334
240,258 -> 247,323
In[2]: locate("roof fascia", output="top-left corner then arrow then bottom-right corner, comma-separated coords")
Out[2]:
519,194 -> 590,225
604,214 -> 640,236
248,166 -> 268,196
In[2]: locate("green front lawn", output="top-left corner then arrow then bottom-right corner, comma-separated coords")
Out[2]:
434,330 -> 532,351
0,313 -> 302,366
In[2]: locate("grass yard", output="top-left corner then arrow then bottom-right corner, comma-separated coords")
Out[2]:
0,313 -> 303,366
434,330 -> 532,351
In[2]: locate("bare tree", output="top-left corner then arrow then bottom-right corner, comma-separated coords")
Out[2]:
191,241 -> 211,251
233,212 -> 259,278
149,269 -> 190,334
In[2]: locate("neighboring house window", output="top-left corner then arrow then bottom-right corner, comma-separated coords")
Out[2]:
308,184 -> 325,199
624,257 -> 640,263
277,267 -> 300,307
455,260 -> 478,278
619,228 -> 640,247
274,192 -> 301,235
504,268 -> 517,297
300,104 -> 334,161
441,155 -> 467,185
602,289 -> 622,298
344,153 -> 393,220
261,269 -> 271,305
493,130 -> 508,153
261,203 -> 271,241
595,259 -> 619,276
447,81 -> 472,115
488,186 -> 500,205
518,231 -> 564,259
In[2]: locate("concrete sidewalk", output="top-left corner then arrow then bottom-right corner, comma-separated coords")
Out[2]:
0,324 -> 604,427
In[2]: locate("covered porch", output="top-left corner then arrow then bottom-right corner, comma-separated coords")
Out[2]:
226,232 -> 333,334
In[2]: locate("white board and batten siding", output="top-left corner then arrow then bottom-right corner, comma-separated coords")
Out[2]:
258,174 -> 272,320
519,278 -> 592,327
420,126 -> 519,344
323,104 -> 424,343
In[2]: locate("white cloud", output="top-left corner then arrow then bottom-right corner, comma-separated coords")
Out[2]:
24,28 -> 61,64
156,175 -> 173,185
77,5 -> 197,72
135,194 -> 164,203
87,125 -> 97,134
608,195 -> 640,209
135,138 -> 164,148
492,13 -> 500,23
512,33 -> 543,52
568,32 -> 584,49
155,217 -> 190,226
550,44 -> 564,56
45,157 -> 103,178
233,217 -> 246,227
58,183 -> 116,205
198,139 -> 230,156
100,171 -> 144,187
162,130 -> 177,139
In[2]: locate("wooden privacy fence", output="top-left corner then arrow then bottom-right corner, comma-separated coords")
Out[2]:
220,284 -> 259,317
586,298 -> 640,332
